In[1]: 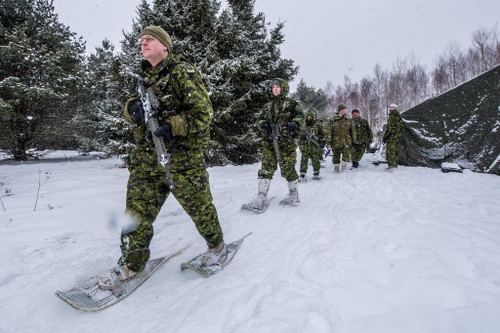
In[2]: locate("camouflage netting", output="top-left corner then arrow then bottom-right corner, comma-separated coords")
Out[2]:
399,64 -> 500,175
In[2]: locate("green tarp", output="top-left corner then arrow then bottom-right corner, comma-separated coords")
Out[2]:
399,64 -> 500,175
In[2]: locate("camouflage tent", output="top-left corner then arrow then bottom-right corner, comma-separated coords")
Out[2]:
399,64 -> 500,175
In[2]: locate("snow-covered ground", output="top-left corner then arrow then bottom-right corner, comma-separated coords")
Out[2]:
1,151 -> 499,333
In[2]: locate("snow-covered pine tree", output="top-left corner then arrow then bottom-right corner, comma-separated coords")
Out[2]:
0,0 -> 86,160
211,0 -> 299,164
117,0 -> 297,165
208,0 -> 269,164
117,0 -> 153,93
76,40 -> 133,155
293,79 -> 329,121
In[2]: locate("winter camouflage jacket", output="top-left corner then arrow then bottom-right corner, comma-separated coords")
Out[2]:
327,115 -> 357,149
352,117 -> 373,147
258,78 -> 303,142
383,110 -> 404,143
124,55 -> 212,172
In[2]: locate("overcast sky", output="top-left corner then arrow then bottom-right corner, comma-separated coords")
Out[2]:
53,0 -> 500,90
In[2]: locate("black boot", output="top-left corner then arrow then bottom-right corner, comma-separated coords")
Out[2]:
299,173 -> 306,183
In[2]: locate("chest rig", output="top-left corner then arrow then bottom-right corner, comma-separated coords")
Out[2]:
142,61 -> 181,125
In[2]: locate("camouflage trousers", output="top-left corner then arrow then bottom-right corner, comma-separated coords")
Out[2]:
331,146 -> 351,164
120,154 -> 223,272
351,143 -> 367,163
258,139 -> 299,182
299,144 -> 322,175
385,139 -> 400,168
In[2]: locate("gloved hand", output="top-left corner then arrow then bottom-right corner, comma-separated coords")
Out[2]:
153,123 -> 173,143
288,122 -> 299,135
319,140 -> 326,148
128,100 -> 145,124
261,123 -> 272,136
300,132 -> 308,141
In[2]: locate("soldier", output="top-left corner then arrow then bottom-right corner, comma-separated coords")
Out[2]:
299,112 -> 325,181
351,109 -> 373,168
99,26 -> 226,289
327,104 -> 357,173
244,78 -> 303,211
383,103 -> 404,172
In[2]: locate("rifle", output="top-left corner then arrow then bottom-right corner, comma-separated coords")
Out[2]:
266,110 -> 283,176
137,79 -> 176,191
301,132 -> 321,148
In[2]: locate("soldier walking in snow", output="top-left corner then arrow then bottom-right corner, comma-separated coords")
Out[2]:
351,109 -> 373,168
99,26 -> 227,289
299,111 -> 325,181
327,104 -> 357,173
243,78 -> 304,212
383,103 -> 404,172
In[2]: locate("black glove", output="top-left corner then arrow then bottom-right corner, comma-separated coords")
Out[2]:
300,132 -> 308,141
153,123 -> 173,143
319,140 -> 326,148
288,122 -> 299,135
129,100 -> 145,124
261,123 -> 272,136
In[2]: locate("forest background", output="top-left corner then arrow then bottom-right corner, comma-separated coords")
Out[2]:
1,0 -> 499,164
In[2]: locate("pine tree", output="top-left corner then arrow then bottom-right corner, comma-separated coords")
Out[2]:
294,79 -> 329,120
0,0 -> 86,160
215,1 -> 299,163
117,0 -> 298,165
77,40 -> 134,155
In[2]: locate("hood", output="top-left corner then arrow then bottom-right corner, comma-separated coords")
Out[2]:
305,111 -> 315,125
270,78 -> 289,99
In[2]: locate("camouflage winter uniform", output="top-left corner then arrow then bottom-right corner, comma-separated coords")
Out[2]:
299,112 -> 325,175
351,115 -> 373,163
258,79 -> 303,182
121,55 -> 223,272
383,109 -> 404,168
327,115 -> 357,164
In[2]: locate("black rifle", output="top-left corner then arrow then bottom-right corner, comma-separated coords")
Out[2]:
137,79 -> 176,191
301,132 -> 321,148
